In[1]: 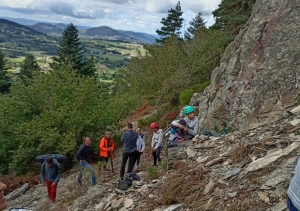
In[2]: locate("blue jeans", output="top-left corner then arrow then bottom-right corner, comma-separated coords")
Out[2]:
77,160 -> 96,186
288,197 -> 300,211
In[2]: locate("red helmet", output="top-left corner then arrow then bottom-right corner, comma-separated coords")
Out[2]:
150,122 -> 159,129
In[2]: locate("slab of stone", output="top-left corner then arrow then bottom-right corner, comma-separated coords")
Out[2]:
213,187 -> 223,197
123,198 -> 133,208
246,142 -> 300,173
186,146 -> 197,158
204,179 -> 215,195
291,105 -> 300,114
290,119 -> 300,126
111,198 -> 123,209
269,201 -> 287,211
163,204 -> 183,211
227,192 -> 237,198
264,175 -> 286,188
223,168 -> 241,179
196,156 -> 209,163
274,184 -> 286,197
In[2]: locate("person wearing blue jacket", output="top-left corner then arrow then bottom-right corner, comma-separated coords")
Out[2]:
287,158 -> 300,211
119,123 -> 138,180
76,137 -> 96,186
40,156 -> 61,202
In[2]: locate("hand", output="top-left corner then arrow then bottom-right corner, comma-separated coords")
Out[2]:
179,124 -> 184,129
108,147 -> 111,151
153,148 -> 156,152
183,127 -> 189,132
51,182 -> 56,187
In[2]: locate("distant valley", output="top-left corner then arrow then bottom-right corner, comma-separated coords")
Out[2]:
1,17 -> 157,44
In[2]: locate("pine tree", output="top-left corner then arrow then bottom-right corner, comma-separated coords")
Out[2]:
0,50 -> 11,93
50,23 -> 93,77
184,12 -> 206,40
18,53 -> 40,83
210,0 -> 256,41
156,1 -> 184,43
80,55 -> 96,78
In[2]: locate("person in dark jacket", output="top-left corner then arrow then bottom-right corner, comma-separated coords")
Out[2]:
40,156 -> 61,202
0,182 -> 7,210
76,137 -> 96,186
119,123 -> 138,180
287,158 -> 300,211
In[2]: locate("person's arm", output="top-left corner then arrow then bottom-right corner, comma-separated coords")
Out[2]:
155,131 -> 163,149
171,119 -> 180,127
76,145 -> 85,161
141,139 -> 146,152
188,119 -> 199,136
53,165 -> 61,184
40,162 -> 46,183
151,135 -> 155,149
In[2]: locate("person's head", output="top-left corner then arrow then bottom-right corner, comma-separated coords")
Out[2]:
150,122 -> 159,132
105,131 -> 111,139
126,123 -> 133,130
184,105 -> 195,120
136,127 -> 142,135
45,156 -> 54,167
0,182 -> 7,211
84,137 -> 91,146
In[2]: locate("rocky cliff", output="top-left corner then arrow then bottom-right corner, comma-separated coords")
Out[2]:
198,0 -> 300,132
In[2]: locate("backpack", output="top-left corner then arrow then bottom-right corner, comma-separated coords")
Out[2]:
117,172 -> 140,190
35,154 -> 67,163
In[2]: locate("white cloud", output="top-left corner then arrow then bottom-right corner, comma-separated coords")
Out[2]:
0,0 -> 221,33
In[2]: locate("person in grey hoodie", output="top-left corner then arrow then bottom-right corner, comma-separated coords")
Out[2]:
150,122 -> 163,166
287,158 -> 300,211
119,122 -> 138,180
40,156 -> 61,202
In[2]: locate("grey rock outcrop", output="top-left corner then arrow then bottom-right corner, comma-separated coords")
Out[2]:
198,0 -> 300,132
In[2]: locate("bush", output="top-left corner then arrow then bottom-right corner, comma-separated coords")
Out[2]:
179,89 -> 194,106
147,166 -> 159,180
192,81 -> 210,93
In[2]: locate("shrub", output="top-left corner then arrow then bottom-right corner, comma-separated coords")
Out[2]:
179,89 -> 194,106
192,81 -> 210,93
147,166 -> 159,180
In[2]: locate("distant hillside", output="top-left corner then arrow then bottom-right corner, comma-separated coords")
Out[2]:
80,26 -> 138,43
29,23 -> 64,35
117,30 -> 156,44
0,18 -> 58,57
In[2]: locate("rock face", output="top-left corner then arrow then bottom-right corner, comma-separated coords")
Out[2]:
198,0 -> 300,131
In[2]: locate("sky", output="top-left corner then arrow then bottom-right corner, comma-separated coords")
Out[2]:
0,0 -> 222,34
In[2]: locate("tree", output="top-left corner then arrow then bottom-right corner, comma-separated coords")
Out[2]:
0,50 -> 11,93
210,0 -> 256,42
184,12 -> 206,40
80,55 -> 97,78
50,23 -> 95,77
0,66 -> 111,174
18,53 -> 40,84
156,1 -> 184,43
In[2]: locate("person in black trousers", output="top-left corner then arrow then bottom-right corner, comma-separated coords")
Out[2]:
119,123 -> 138,180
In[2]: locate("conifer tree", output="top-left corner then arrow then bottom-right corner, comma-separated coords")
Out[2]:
184,12 -> 206,40
211,0 -> 256,41
50,23 -> 95,77
156,1 -> 184,43
0,50 -> 11,93
18,53 -> 40,83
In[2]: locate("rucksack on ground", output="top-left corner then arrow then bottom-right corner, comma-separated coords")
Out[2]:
117,172 -> 140,190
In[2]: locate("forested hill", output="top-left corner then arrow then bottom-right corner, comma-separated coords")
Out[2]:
0,18 -> 59,56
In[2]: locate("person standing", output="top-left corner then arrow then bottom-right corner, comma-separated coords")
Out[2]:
40,156 -> 61,202
287,158 -> 300,211
0,182 -> 7,210
150,122 -> 163,167
119,123 -> 138,180
135,127 -> 145,170
99,131 -> 115,171
76,137 -> 96,186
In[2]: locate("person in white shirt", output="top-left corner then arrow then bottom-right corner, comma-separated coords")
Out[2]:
150,122 -> 163,166
135,127 -> 145,169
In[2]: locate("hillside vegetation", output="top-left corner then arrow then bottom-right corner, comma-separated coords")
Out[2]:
0,0 -> 256,175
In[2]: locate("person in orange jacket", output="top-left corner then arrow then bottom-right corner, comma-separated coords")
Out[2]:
99,131 -> 115,171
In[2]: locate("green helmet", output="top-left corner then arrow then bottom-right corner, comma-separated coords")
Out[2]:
184,106 -> 195,115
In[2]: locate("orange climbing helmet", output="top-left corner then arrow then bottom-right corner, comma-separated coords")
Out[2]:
150,122 -> 159,129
